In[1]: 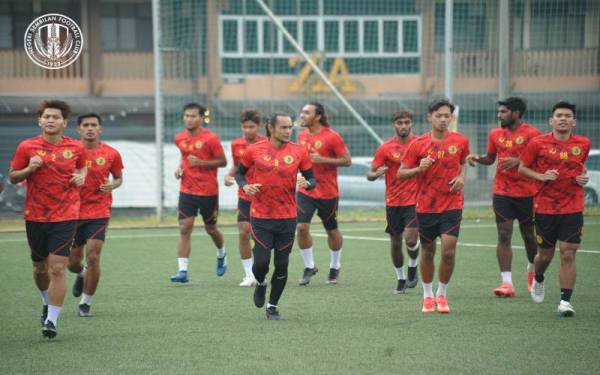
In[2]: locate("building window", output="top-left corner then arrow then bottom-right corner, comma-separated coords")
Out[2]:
101,2 -> 153,51
530,0 -> 585,49
434,1 -> 486,51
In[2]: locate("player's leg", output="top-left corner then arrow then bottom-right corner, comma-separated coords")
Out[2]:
386,206 -> 407,293
516,196 -> 537,291
435,210 -> 462,313
79,222 -> 107,318
531,214 -> 558,304
237,199 -> 255,286
172,192 -> 197,282
26,221 -> 50,326
555,213 -> 583,316
319,197 -> 342,284
492,195 -> 516,296
199,195 -> 227,276
403,206 -> 420,288
250,218 -> 275,310
417,213 -> 438,312
43,220 -> 77,338
69,221 -> 87,298
267,219 -> 295,320
296,192 -> 318,285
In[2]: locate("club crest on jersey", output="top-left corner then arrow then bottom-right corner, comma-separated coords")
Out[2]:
448,145 -> 458,154
515,136 -> 524,145
313,141 -> 322,149
393,152 -> 401,159
283,155 -> 294,164
62,150 -> 73,159
194,141 -> 203,149
571,146 -> 581,156
96,157 -> 106,166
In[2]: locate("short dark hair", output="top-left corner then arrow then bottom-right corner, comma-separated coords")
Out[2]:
498,97 -> 527,117
307,101 -> 328,126
77,113 -> 102,125
240,108 -> 261,125
392,109 -> 414,123
266,112 -> 291,137
183,102 -> 207,116
427,98 -> 455,114
552,101 -> 576,117
37,100 -> 71,119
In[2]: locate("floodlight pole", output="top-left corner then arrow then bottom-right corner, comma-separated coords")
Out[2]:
152,0 -> 164,221
444,0 -> 453,102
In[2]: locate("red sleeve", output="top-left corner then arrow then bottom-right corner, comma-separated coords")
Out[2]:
10,142 -> 30,170
520,139 -> 538,167
331,132 -> 349,157
581,139 -> 591,164
231,144 -> 239,166
299,147 -> 312,171
210,135 -> 224,158
486,131 -> 496,155
461,137 -> 470,163
111,151 -> 124,176
371,144 -> 386,169
402,141 -> 420,168
240,145 -> 253,168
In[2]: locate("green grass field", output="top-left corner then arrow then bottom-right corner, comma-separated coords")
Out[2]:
1,217 -> 600,374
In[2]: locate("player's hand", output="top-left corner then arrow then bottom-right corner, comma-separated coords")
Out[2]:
374,166 -> 388,178
99,178 -> 115,193
418,156 -> 435,172
297,175 -> 312,189
466,154 -> 480,167
70,172 -> 86,187
243,183 -> 261,196
539,169 -> 559,181
28,155 -> 43,171
576,171 -> 589,186
224,175 -> 235,186
187,154 -> 205,167
449,175 -> 465,192
499,157 -> 520,170
174,167 -> 184,179
309,152 -> 325,164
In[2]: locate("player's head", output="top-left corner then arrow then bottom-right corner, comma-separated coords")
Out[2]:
497,97 -> 526,128
266,113 -> 293,144
299,101 -> 328,128
550,101 -> 576,134
240,108 -> 262,141
183,102 -> 207,131
77,113 -> 103,142
37,100 -> 71,135
391,109 -> 413,138
426,99 -> 454,132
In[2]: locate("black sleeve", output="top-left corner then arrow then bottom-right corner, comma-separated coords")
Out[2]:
235,163 -> 249,187
300,168 -> 317,190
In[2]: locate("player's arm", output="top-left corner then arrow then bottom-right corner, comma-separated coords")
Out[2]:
367,164 -> 387,181
100,172 -> 123,193
187,153 -> 227,168
70,167 -> 88,187
449,162 -> 467,192
235,163 -> 261,195
518,161 -> 558,182
466,152 -> 496,167
9,154 -> 43,184
224,164 -> 238,186
398,157 -> 434,180
309,151 -> 351,167
299,168 -> 317,190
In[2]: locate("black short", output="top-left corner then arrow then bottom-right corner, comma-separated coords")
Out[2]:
178,192 -> 218,225
493,194 -> 534,225
297,192 -> 339,230
385,205 -> 417,236
535,212 -> 583,248
417,210 -> 462,243
237,198 -> 251,223
73,218 -> 110,247
250,217 -> 296,253
25,220 -> 77,262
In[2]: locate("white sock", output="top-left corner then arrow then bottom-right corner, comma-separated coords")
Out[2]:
408,257 -> 418,268
178,257 -> 189,272
422,282 -> 434,298
217,247 -> 226,258
527,262 -> 535,272
300,248 -> 315,268
46,305 -> 62,325
81,293 -> 94,305
329,249 -> 342,270
436,282 -> 448,297
266,303 -> 277,309
38,289 -> 49,305
501,271 -> 513,284
241,258 -> 254,278
80,266 -> 87,277
395,267 -> 405,280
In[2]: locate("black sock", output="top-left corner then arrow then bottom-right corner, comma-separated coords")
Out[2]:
269,251 -> 289,306
560,288 -> 573,302
535,273 -> 545,283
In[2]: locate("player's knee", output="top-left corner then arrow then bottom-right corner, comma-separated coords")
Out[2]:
32,262 -> 48,276
86,252 -> 100,268
498,229 -> 512,245
274,254 -> 289,271
441,248 -> 456,260
559,249 -> 576,264
48,262 -> 66,278
204,224 -> 220,236
296,223 -> 310,236
179,224 -> 193,236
